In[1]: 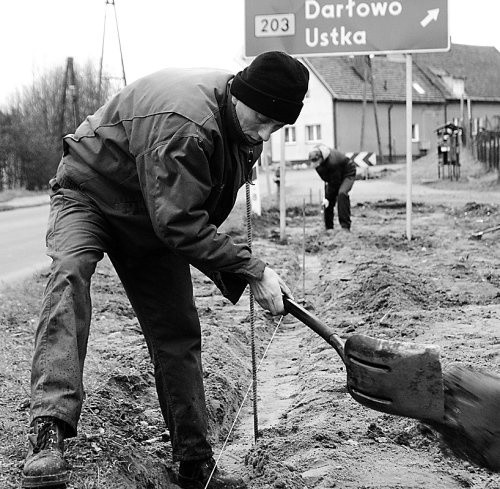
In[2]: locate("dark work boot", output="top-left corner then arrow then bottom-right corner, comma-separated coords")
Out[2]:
22,417 -> 70,488
177,457 -> 246,489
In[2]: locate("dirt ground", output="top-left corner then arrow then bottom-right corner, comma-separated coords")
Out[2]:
1,149 -> 500,488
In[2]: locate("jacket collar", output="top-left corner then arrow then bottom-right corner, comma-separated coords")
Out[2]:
224,82 -> 261,147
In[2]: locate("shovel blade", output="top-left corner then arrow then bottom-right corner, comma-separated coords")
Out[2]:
345,334 -> 445,422
433,365 -> 500,471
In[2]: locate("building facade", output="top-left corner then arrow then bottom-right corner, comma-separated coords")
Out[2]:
269,44 -> 500,164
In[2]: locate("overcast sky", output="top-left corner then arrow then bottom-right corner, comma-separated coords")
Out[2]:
0,0 -> 499,107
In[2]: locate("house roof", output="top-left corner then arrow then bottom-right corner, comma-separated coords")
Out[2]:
305,54 -> 444,103
304,43 -> 500,103
414,43 -> 500,100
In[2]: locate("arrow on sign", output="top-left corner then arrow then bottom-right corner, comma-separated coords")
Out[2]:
420,8 -> 440,27
345,152 -> 377,169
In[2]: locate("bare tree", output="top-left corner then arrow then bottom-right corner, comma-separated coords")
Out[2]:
0,60 -> 114,190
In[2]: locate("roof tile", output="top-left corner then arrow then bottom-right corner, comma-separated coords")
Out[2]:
305,44 -> 500,102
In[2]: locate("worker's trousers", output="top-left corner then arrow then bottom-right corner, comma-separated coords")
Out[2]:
30,184 -> 212,462
324,177 -> 355,230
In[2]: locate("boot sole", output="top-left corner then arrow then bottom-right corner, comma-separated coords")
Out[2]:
22,470 -> 69,488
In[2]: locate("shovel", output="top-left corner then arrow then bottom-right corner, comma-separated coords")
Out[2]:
428,365 -> 500,471
284,297 -> 445,423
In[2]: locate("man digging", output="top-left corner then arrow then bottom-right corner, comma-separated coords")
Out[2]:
22,51 -> 309,489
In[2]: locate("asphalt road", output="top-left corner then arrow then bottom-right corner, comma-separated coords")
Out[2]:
257,167 -> 500,207
1,166 -> 498,287
0,205 -> 50,285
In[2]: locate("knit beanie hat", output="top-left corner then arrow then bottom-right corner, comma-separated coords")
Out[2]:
309,144 -> 331,163
230,51 -> 309,124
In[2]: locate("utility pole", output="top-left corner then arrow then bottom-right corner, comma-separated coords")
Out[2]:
368,56 -> 384,164
359,55 -> 368,151
59,57 -> 80,139
98,0 -> 127,103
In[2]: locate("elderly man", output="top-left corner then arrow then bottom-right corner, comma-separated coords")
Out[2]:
309,145 -> 356,231
22,51 -> 309,489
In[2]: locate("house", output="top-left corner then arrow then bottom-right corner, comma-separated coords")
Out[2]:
269,43 -> 500,164
414,44 -> 500,135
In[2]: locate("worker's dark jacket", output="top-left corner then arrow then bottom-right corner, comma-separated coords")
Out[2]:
58,68 -> 265,303
315,149 -> 357,188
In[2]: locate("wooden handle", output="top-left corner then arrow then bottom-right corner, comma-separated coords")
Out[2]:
283,296 -> 346,364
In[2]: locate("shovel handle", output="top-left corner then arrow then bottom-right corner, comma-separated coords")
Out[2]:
283,296 -> 346,364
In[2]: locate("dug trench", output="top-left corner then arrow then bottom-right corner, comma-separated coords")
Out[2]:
1,198 -> 500,488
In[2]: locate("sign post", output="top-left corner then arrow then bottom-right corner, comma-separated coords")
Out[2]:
406,54 -> 413,240
245,0 -> 449,240
280,129 -> 287,242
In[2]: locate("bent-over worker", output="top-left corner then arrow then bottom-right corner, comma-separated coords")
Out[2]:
309,145 -> 356,231
22,51 -> 309,489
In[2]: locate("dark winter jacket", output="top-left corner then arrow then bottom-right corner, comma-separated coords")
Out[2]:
314,146 -> 356,188
56,68 -> 266,303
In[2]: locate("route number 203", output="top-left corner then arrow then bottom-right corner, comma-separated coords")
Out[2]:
254,14 -> 295,37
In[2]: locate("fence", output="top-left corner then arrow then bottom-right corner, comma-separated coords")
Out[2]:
473,130 -> 500,173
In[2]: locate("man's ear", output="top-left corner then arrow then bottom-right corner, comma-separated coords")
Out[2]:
231,95 -> 238,106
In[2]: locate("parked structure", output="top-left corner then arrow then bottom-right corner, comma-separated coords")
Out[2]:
270,44 -> 500,165
436,122 -> 462,181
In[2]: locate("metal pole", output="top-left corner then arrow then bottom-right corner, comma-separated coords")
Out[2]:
279,128 -> 286,242
369,56 -> 384,163
360,56 -> 368,151
302,198 -> 306,301
406,54 -> 413,241
245,182 -> 259,441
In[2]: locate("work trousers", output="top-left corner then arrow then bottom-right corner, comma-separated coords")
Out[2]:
324,177 -> 355,230
30,185 -> 212,462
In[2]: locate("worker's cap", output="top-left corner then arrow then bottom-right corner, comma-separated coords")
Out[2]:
230,51 -> 309,125
308,149 -> 323,163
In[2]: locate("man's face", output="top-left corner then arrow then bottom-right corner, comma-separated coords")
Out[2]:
310,151 -> 323,165
233,96 -> 285,144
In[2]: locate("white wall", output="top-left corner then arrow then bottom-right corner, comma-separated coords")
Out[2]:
270,66 -> 334,163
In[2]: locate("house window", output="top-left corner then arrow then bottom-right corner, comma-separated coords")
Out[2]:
306,124 -> 321,142
412,123 -> 420,142
285,126 -> 296,143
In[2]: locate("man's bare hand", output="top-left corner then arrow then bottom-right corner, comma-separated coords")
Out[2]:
248,266 -> 292,315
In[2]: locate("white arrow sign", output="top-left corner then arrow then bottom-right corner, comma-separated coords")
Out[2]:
345,152 -> 377,169
420,8 -> 440,27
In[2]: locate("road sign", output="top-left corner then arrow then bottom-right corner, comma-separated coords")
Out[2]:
345,152 -> 377,169
245,0 -> 449,57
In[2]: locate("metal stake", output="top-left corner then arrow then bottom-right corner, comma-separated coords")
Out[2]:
302,198 -> 306,301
